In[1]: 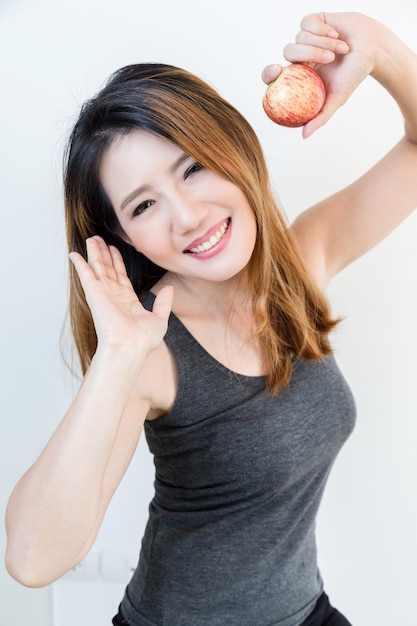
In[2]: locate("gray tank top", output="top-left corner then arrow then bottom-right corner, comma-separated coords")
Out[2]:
120,292 -> 356,626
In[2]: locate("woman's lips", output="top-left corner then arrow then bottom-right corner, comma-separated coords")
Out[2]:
184,218 -> 231,254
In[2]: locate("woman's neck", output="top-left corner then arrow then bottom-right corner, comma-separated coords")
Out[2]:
153,270 -> 252,322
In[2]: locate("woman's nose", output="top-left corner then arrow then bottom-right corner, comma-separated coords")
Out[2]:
170,191 -> 207,234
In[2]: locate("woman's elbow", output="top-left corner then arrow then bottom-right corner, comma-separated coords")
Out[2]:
5,544 -> 62,588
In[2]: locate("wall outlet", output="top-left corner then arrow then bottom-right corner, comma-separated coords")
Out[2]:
63,552 -> 99,581
99,549 -> 138,583
62,549 -> 138,583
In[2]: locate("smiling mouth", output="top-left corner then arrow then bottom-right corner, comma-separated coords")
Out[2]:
185,218 -> 231,254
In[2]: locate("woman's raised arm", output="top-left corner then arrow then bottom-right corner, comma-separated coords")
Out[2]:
264,13 -> 417,286
5,237 -> 173,587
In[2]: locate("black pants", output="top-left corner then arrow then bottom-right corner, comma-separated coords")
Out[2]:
112,593 -> 352,626
112,606 -> 129,626
300,592 -> 353,626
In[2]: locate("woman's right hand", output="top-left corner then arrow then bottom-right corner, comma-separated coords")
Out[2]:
69,236 -> 173,355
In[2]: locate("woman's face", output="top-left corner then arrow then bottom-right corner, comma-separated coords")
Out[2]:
99,129 -> 257,285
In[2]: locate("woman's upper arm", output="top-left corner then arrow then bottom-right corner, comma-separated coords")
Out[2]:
291,136 -> 417,287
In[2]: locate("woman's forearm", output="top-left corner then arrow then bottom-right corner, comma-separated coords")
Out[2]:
5,344 -> 148,587
372,21 -> 417,143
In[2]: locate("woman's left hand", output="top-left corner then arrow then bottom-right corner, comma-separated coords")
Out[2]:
270,12 -> 417,286
262,12 -> 383,137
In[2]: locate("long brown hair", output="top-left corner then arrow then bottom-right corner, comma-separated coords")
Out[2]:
64,63 -> 338,393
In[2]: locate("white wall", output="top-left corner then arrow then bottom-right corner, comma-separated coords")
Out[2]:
1,1 -> 416,625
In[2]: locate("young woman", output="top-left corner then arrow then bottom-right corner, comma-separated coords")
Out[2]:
5,11 -> 417,626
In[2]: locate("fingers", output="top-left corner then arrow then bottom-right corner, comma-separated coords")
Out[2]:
273,12 -> 349,67
108,245 -> 133,287
82,236 -> 122,281
69,250 -> 95,288
262,12 -> 350,84
299,12 -> 338,38
85,236 -> 117,279
284,34 -> 349,66
284,38 -> 349,65
70,236 -> 130,288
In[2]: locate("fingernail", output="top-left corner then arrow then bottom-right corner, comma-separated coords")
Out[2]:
322,50 -> 335,63
327,28 -> 339,38
336,41 -> 349,54
269,64 -> 281,75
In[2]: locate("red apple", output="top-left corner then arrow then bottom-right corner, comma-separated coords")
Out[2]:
262,64 -> 326,127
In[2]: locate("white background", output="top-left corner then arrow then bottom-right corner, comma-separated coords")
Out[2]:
1,1 -> 416,625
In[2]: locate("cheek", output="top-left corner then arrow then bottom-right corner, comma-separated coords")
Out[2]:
121,221 -> 154,253
128,228 -> 172,262
243,207 -> 258,242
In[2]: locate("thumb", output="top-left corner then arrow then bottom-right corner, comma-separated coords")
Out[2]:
152,285 -> 174,321
261,64 -> 282,85
302,108 -> 331,138
302,93 -> 345,138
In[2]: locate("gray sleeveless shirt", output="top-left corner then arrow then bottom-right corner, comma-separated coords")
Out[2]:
120,292 -> 356,626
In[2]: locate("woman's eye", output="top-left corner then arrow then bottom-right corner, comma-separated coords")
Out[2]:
132,199 -> 155,217
184,162 -> 203,179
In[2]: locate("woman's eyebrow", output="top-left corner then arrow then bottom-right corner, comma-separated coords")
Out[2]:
120,151 -> 190,211
170,151 -> 190,173
120,184 -> 150,211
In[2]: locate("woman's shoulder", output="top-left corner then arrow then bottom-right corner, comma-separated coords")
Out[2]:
135,290 -> 178,420
141,340 -> 178,420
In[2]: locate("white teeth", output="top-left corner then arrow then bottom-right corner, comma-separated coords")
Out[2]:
189,220 -> 230,254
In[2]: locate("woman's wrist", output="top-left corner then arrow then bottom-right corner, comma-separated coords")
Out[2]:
91,341 -> 149,381
371,24 -> 417,142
